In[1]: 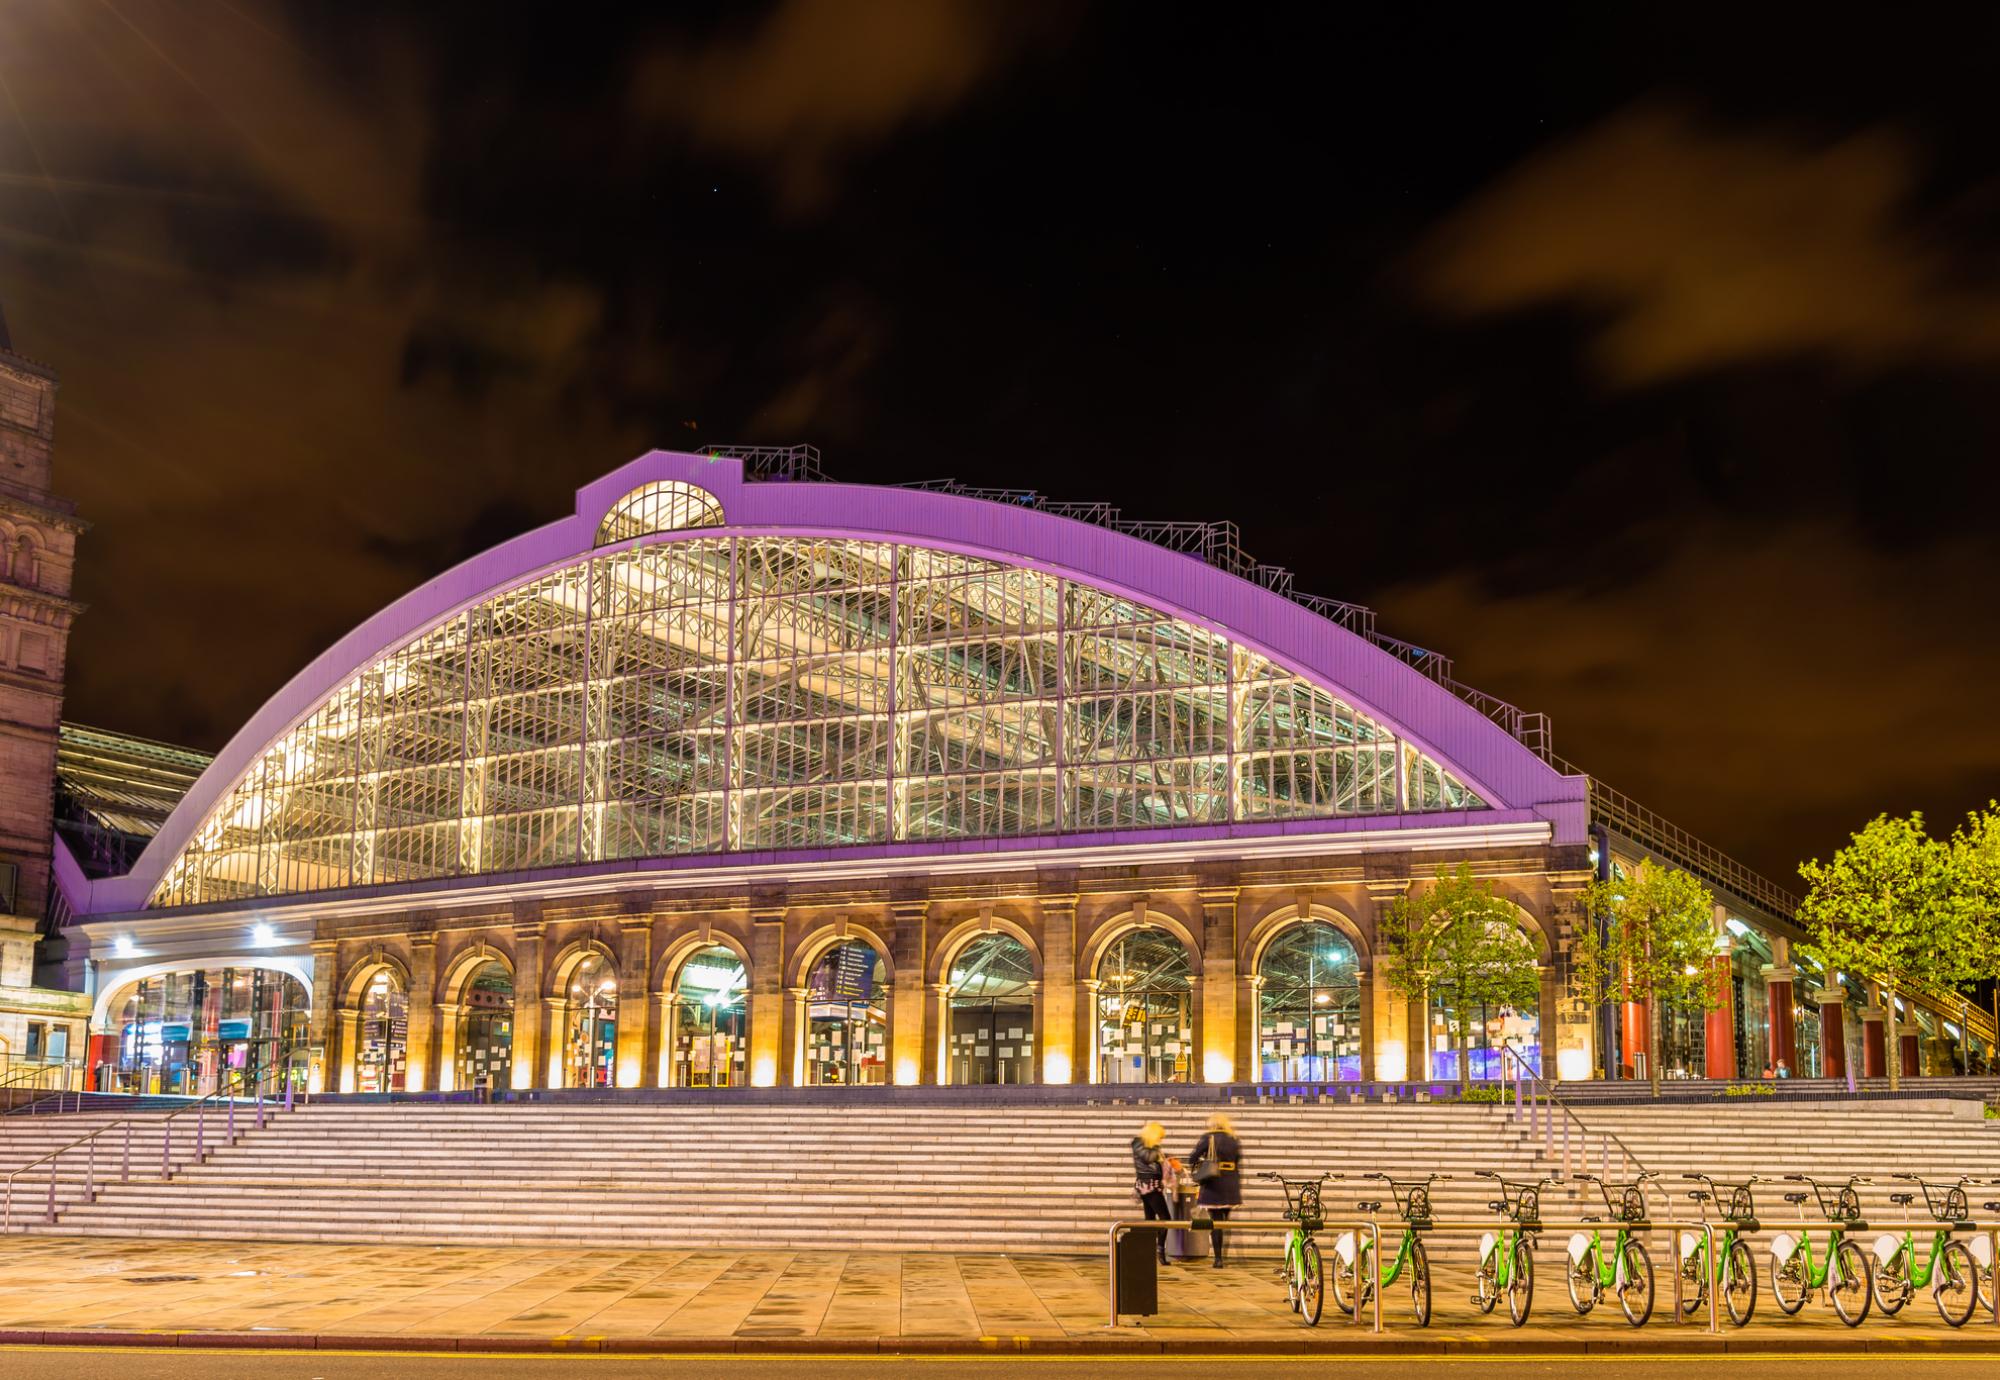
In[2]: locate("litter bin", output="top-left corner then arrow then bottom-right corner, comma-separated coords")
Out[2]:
1167,1183 -> 1203,1260
1114,1226 -> 1159,1316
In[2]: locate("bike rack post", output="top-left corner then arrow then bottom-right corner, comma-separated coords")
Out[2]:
1561,1114 -> 1570,1178
121,1121 -> 131,1184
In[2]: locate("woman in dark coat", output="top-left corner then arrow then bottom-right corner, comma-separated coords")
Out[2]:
1189,1112 -> 1242,1267
1130,1121 -> 1171,1263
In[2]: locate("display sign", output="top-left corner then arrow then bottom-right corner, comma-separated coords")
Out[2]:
160,1023 -> 192,1042
218,1019 -> 253,1041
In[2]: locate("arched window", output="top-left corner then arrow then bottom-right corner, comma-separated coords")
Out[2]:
561,952 -> 618,1088
596,481 -> 724,544
1426,918 -> 1541,1081
945,934 -> 1035,1085
455,961 -> 514,1090
1095,928 -> 1192,1084
671,945 -> 747,1087
11,535 -> 34,589
804,940 -> 888,1085
356,969 -> 408,1093
1257,921 -> 1361,1081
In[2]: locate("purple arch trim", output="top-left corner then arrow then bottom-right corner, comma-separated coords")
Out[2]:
84,451 -> 1586,916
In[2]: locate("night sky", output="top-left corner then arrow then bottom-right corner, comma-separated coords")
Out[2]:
3,3 -> 1997,889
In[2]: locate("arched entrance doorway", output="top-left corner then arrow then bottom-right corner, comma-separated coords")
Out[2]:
804,940 -> 888,1085
671,945 -> 747,1087
356,968 -> 408,1093
1257,921 -> 1362,1081
1426,918 -> 1542,1080
945,934 -> 1035,1084
1095,928 -> 1192,1084
102,967 -> 310,1096
454,960 -> 514,1090
561,952 -> 618,1089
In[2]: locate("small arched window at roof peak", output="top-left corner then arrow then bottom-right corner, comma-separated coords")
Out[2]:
597,481 -> 724,545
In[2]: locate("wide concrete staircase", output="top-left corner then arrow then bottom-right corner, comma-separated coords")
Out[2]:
10,1100 -> 1543,1258
0,1106 -> 187,1227
7,1095 -> 1994,1256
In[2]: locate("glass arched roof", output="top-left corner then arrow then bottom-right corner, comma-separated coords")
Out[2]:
148,536 -> 1486,908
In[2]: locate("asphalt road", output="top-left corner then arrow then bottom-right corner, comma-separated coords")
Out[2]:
7,1352 -> 2000,1380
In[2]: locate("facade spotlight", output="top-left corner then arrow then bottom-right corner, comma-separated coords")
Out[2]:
113,934 -> 136,958
252,922 -> 275,947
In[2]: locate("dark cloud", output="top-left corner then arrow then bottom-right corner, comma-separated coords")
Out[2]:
1417,105 -> 2000,383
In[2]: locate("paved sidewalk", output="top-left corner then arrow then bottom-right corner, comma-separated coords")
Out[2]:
0,1237 -> 1996,1354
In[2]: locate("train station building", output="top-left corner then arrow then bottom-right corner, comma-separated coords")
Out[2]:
39,448 -> 1997,1098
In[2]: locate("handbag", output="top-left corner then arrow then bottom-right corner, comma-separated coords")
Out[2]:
1190,1136 -> 1221,1184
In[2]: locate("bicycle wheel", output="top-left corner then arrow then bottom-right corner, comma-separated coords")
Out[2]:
1828,1237 -> 1872,1327
1770,1241 -> 1808,1315
1934,1240 -> 1978,1329
1297,1237 -> 1324,1327
1618,1239 -> 1654,1327
1328,1237 -> 1357,1317
1678,1240 -> 1707,1317
1473,1243 -> 1498,1314
1873,1246 -> 1910,1316
1722,1237 -> 1757,1327
1567,1249 -> 1597,1315
1506,1237 -> 1535,1326
1409,1238 -> 1431,1328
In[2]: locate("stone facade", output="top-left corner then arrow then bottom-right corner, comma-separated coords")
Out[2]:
300,838 -> 1594,1094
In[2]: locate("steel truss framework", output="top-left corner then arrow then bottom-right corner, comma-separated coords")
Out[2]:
150,532 -> 1486,908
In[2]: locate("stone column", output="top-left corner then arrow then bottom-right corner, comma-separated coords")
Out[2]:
1860,983 -> 1887,1079
787,985 -> 809,1085
307,934 -> 340,1095
335,1009 -> 361,1094
512,916 -> 546,1090
748,906 -> 786,1087
403,927 -> 438,1094
888,899 -> 929,1086
932,982 -> 954,1085
656,991 -> 677,1087
1197,885 -> 1240,1084
1244,973 -> 1267,1081
1081,978 -> 1102,1084
1037,893 -> 1078,1085
1704,922 -> 1736,1080
616,912 -> 655,1088
1370,966 -> 1407,1081
1537,962 -> 1561,1080
433,1002 -> 460,1089
1816,985 -> 1847,1079
544,995 -> 570,1089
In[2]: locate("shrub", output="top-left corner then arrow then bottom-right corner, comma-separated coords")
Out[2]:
1724,1082 -> 1777,1097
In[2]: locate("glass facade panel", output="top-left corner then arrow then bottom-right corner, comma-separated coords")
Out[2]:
1256,922 -> 1362,1080
102,967 -> 310,1096
1096,929 -> 1193,1083
561,953 -> 617,1089
356,970 -> 407,1093
946,934 -> 1036,1084
805,941 -> 889,1084
455,961 -> 514,1089
153,539 -> 1489,907
672,946 -> 747,1087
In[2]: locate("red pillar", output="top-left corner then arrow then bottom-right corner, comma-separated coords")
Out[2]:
1704,953 -> 1737,1079
1899,1032 -> 1921,1077
1861,1008 -> 1887,1078
1619,998 -> 1648,1079
1818,992 -> 1846,1079
1764,969 -> 1797,1075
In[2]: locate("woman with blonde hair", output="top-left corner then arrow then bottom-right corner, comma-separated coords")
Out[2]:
1188,1112 -> 1243,1268
1130,1121 -> 1173,1264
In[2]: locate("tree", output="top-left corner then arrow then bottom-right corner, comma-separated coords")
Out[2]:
1948,803 -> 2000,1071
1573,860 -> 1719,1098
1380,864 -> 1543,1094
1797,813 -> 1971,1091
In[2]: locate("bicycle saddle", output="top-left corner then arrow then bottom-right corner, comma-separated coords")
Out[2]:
1889,1193 -> 1915,1206
1688,1190 -> 1711,1203
1355,1200 -> 1381,1213
1783,1192 -> 1808,1205
1581,1214 -> 1602,1223
1984,1202 -> 2000,1214
1486,1200 -> 1506,1212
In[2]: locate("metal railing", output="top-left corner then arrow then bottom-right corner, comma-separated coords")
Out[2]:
2,1061 -> 301,1232
0,1059 -> 85,1113
1501,1048 -> 1654,1191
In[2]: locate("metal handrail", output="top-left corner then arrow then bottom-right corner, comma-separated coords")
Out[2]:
1500,1047 -> 1655,1196
2,1062 -> 298,1232
0,1059 -> 85,1113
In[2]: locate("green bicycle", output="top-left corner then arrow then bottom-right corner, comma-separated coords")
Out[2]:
1258,1171 -> 1329,1326
1329,1172 -> 1445,1326
1472,1171 -> 1554,1326
1870,1175 -> 1981,1327
1563,1171 -> 1658,1326
1676,1173 -> 1759,1326
1759,1173 -> 1873,1327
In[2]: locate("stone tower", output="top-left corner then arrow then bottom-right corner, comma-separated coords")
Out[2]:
0,304 -> 84,935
